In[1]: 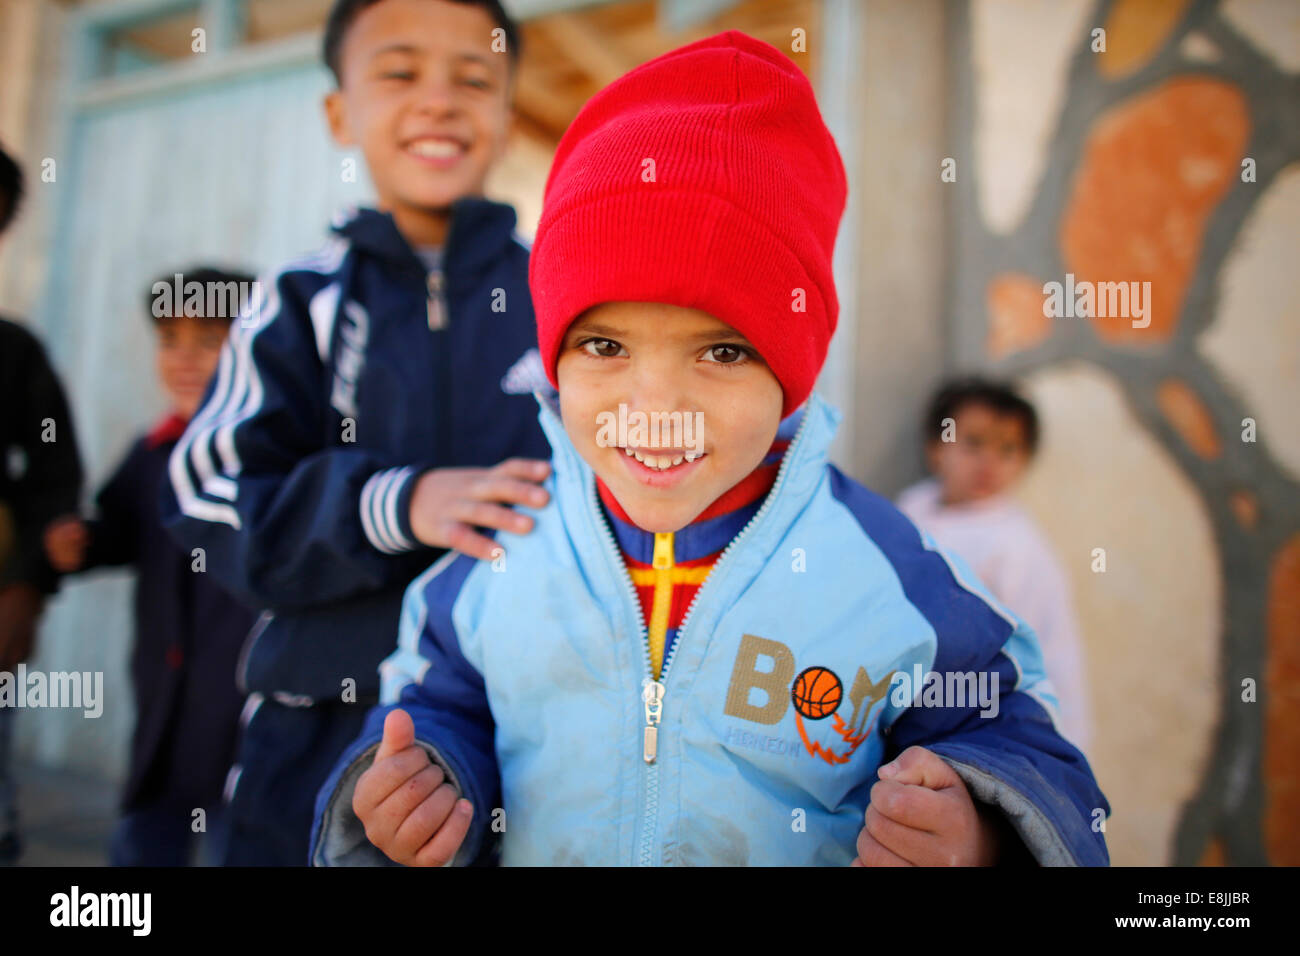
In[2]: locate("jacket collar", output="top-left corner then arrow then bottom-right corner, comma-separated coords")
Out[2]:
534,388 -> 843,576
145,412 -> 190,450
330,196 -> 520,277
600,483 -> 767,565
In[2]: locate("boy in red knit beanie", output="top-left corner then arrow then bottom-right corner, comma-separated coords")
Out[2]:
313,31 -> 1108,867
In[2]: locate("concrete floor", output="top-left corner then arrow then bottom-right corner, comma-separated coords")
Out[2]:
4,761 -> 115,867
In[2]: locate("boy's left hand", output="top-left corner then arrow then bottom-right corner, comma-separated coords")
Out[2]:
44,514 -> 89,572
852,745 -> 1005,866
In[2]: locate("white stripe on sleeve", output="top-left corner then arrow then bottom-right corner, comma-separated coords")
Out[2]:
361,467 -> 417,554
383,467 -> 417,551
171,239 -> 350,527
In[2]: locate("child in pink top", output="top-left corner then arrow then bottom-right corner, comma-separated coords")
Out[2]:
897,379 -> 1094,753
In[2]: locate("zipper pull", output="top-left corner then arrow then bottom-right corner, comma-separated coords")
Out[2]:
652,532 -> 673,569
642,679 -> 665,763
426,270 -> 447,330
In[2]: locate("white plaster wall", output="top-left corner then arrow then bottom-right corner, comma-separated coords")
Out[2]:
1016,362 -> 1222,866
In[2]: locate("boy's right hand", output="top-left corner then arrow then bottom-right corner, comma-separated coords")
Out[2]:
43,514 -> 89,572
352,708 -> 474,867
408,458 -> 551,560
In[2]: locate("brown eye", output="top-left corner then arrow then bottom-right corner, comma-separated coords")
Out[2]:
581,338 -> 625,358
703,345 -> 747,365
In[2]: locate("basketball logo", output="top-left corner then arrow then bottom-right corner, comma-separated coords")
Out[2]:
791,666 -> 842,720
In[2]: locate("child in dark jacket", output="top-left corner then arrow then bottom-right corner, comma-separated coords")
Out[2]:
44,268 -> 257,866
312,32 -> 1109,867
159,0 -> 551,865
0,143 -> 84,865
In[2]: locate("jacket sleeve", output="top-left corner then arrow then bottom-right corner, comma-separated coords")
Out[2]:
883,544 -> 1110,867
161,261 -> 432,611
310,551 -> 499,866
0,326 -> 84,594
79,441 -> 145,570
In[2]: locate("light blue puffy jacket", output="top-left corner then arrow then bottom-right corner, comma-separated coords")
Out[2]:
312,390 -> 1110,866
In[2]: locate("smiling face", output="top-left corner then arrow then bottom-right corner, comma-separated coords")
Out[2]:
324,0 -> 513,246
155,316 -> 227,419
556,303 -> 785,533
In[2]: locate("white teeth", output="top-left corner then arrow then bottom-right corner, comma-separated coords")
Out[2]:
624,448 -> 701,471
409,140 -> 461,159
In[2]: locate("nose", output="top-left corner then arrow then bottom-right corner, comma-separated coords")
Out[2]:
414,72 -> 458,117
626,358 -> 693,429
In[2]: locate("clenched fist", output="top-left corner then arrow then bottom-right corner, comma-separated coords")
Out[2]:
43,514 -> 89,573
352,709 -> 474,866
852,745 -> 1009,866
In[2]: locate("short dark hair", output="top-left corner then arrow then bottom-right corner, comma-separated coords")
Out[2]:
323,0 -> 521,85
923,377 -> 1040,454
146,267 -> 257,325
0,144 -> 24,234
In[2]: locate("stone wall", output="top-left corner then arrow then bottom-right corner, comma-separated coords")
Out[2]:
950,0 -> 1299,865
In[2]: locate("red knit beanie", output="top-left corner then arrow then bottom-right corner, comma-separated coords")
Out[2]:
529,30 -> 847,419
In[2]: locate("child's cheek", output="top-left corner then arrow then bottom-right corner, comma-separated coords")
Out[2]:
155,347 -> 174,390
198,349 -> 222,383
554,384 -> 600,465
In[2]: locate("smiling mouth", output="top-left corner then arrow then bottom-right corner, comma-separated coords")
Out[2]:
619,447 -> 706,471
404,137 -> 467,162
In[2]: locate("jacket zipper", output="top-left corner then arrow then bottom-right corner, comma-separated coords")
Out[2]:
426,269 -> 448,330
586,405 -> 816,866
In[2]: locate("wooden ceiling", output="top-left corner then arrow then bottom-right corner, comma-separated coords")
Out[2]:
91,0 -> 819,146
516,0 -> 819,142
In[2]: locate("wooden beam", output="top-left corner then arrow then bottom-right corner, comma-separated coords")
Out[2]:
532,13 -> 636,87
510,68 -> 580,140
509,108 -> 562,146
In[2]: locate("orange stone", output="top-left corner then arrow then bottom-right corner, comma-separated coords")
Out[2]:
986,273 -> 1053,358
1156,379 -> 1222,459
1228,490 -> 1259,530
1264,534 -> 1300,865
1097,0 -> 1194,80
1198,836 -> 1227,866
1060,78 -> 1250,344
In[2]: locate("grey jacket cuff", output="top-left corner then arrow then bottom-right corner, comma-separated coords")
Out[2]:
937,755 -> 1080,867
312,740 -> 465,867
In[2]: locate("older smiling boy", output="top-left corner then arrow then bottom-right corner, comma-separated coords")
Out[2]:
162,0 -> 551,866
311,31 -> 1109,867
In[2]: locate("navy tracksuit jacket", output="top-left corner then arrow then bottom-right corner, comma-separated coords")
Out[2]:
161,198 -> 550,864
80,423 -> 254,818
